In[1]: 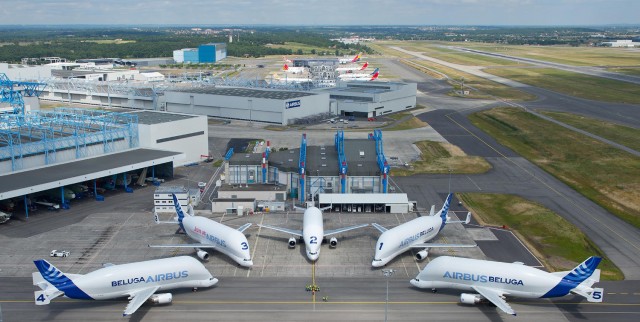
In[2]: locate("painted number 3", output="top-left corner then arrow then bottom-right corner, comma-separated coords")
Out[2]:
241,242 -> 248,250
310,236 -> 318,244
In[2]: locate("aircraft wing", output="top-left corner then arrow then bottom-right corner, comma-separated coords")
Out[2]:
148,243 -> 217,248
324,223 -> 369,237
409,243 -> 477,248
237,223 -> 252,233
371,223 -> 388,233
257,224 -> 303,237
123,286 -> 159,316
472,285 -> 516,316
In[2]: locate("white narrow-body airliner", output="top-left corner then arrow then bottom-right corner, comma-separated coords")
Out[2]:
338,52 -> 362,64
149,194 -> 253,267
338,68 -> 379,81
33,256 -> 217,316
335,61 -> 368,74
258,206 -> 369,261
371,193 -> 475,267
411,256 -> 604,316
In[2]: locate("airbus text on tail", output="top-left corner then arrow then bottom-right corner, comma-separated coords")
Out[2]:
33,257 -> 217,316
149,194 -> 253,267
371,193 -> 475,267
258,206 -> 368,261
410,256 -> 603,316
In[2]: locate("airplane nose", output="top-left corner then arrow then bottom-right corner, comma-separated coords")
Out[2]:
208,278 -> 219,287
308,253 -> 319,261
243,261 -> 254,267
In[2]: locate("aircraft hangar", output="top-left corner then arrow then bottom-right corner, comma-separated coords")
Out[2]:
0,108 -> 207,218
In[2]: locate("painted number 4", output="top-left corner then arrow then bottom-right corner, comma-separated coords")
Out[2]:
37,294 -> 46,302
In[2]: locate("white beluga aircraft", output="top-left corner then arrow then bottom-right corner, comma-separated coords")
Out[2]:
149,194 -> 253,267
411,256 -> 604,316
32,256 -> 217,316
371,193 -> 475,267
258,206 -> 369,261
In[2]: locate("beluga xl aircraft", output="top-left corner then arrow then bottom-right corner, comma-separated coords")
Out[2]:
149,194 -> 253,267
258,205 -> 369,261
371,193 -> 475,267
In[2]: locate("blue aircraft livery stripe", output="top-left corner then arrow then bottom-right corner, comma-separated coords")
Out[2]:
34,260 -> 93,300
172,194 -> 186,231
438,194 -> 453,232
541,256 -> 602,298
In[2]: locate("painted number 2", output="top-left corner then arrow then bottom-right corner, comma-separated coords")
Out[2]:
241,242 -> 248,250
310,236 -> 318,244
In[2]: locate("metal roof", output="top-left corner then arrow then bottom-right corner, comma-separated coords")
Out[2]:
131,110 -> 199,125
267,148 -> 300,173
169,86 -> 317,100
343,139 -> 379,176
319,193 -> 408,204
219,184 -> 287,192
305,146 -> 338,176
0,148 -> 185,200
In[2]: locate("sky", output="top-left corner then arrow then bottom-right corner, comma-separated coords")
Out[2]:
1,0 -> 638,26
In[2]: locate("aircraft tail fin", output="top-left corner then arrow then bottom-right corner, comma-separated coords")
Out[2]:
562,256 -> 602,284
33,259 -> 75,290
369,68 -> 379,81
437,193 -> 453,231
283,63 -> 289,71
360,62 -> 368,70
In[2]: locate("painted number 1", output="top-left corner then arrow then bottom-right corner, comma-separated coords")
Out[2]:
378,242 -> 384,250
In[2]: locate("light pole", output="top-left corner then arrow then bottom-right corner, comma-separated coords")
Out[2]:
382,269 -> 395,322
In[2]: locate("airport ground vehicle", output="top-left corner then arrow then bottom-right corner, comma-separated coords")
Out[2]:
50,250 -> 70,257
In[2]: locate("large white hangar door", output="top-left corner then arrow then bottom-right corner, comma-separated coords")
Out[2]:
250,110 -> 282,124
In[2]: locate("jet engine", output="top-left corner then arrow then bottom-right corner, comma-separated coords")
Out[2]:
196,249 -> 210,261
329,237 -> 338,248
460,293 -> 482,305
415,250 -> 429,261
150,293 -> 173,304
288,237 -> 297,248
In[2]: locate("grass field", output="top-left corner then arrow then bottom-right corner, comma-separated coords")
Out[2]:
265,42 -> 340,55
459,193 -> 623,280
83,39 -> 136,44
484,67 -> 640,104
404,59 -> 536,101
540,111 -> 640,152
469,107 -> 640,229
383,115 -> 428,131
606,67 -> 640,77
460,43 -> 640,67
381,41 -> 526,67
392,140 -> 491,175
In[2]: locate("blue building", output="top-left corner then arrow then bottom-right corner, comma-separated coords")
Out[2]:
183,49 -> 199,64
198,43 -> 227,63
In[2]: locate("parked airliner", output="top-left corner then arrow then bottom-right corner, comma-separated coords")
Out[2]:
33,256 -> 217,316
371,193 -> 475,267
149,194 -> 253,267
338,68 -> 379,81
339,52 -> 362,64
283,63 -> 306,74
258,206 -> 368,261
335,61 -> 368,73
411,256 -> 604,316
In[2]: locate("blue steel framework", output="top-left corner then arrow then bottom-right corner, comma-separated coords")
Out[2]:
298,134 -> 306,201
0,73 -> 47,114
335,130 -> 347,193
0,108 -> 138,172
372,129 -> 390,193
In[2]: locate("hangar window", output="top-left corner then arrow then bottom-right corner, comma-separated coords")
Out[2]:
321,164 -> 327,167
321,157 -> 326,160
359,151 -> 365,157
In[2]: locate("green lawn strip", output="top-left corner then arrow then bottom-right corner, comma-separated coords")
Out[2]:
383,116 -> 428,131
459,193 -> 623,280
540,111 -> 640,152
392,141 -> 491,175
605,67 -> 640,77
484,67 -> 640,104
469,107 -> 640,229
405,60 -> 536,101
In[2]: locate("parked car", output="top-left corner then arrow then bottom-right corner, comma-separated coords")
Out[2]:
50,250 -> 70,257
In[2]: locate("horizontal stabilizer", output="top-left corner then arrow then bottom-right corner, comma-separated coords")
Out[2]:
371,223 -> 388,233
446,212 -> 471,224
237,223 -> 252,233
429,205 -> 435,216
154,213 -> 178,224
149,243 -> 216,249
409,243 -> 477,249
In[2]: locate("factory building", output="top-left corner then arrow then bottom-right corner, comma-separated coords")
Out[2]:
216,130 -> 410,213
322,81 -> 417,117
173,43 -> 227,64
164,87 -> 330,125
